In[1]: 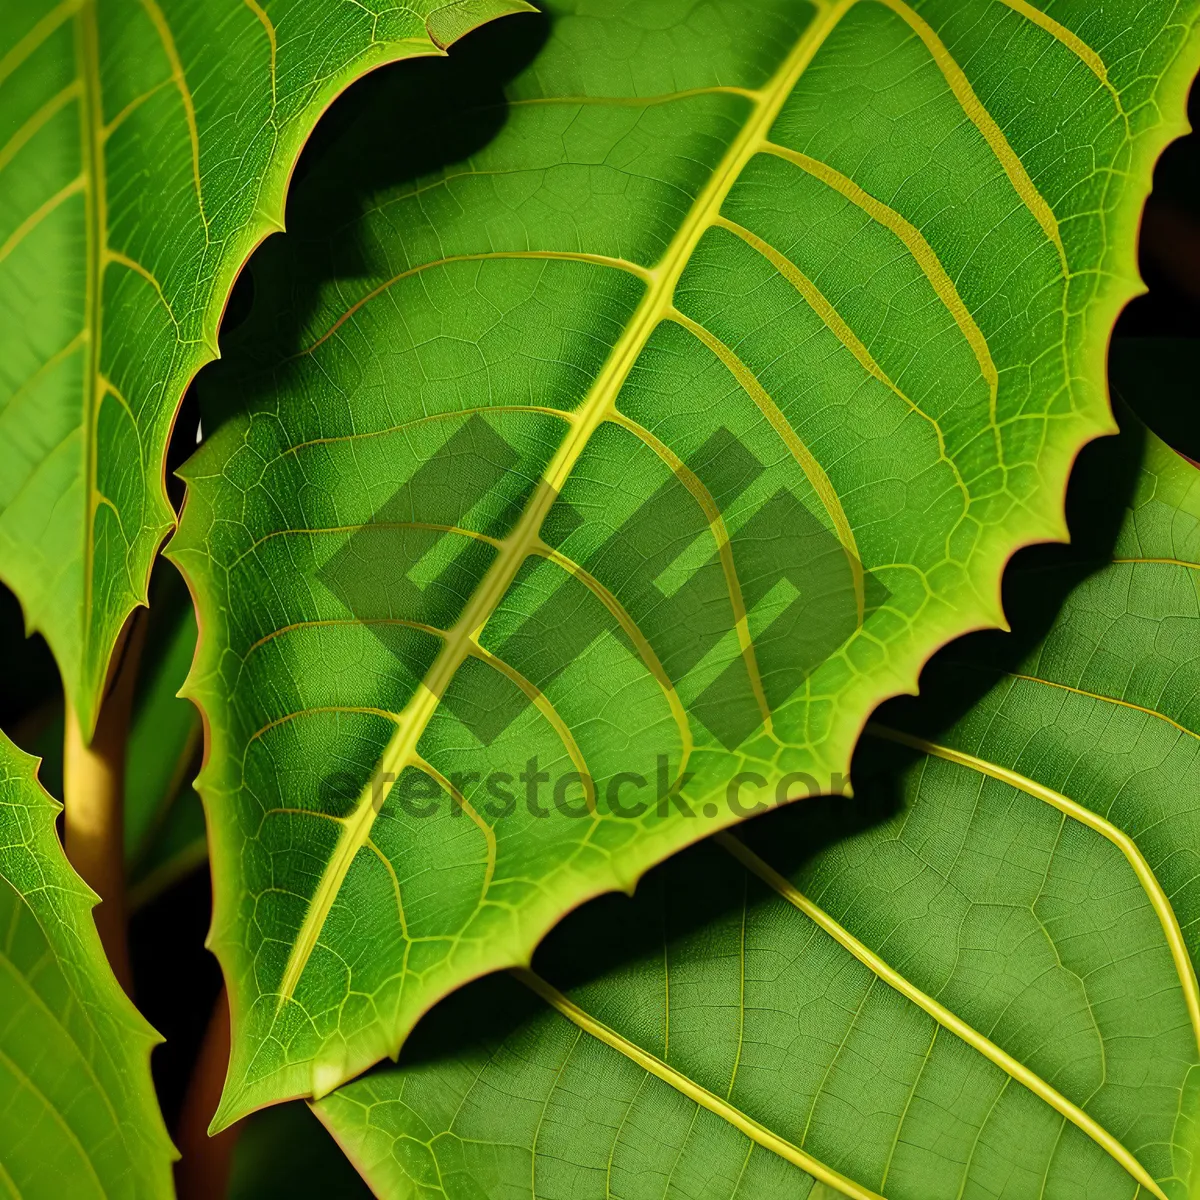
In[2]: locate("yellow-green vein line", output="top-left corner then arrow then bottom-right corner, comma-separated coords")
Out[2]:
875,0 -> 1068,276
281,404 -> 571,457
0,81 -> 80,174
247,705 -> 402,748
1112,557 -> 1200,571
717,828 -> 1171,1200
727,872 -> 747,1100
101,78 -> 171,139
0,175 -> 85,266
866,722 -> 1200,1059
364,837 -> 408,940
466,642 -> 597,819
0,0 -> 81,87
139,0 -> 207,231
104,250 -> 183,331
607,407 -> 774,736
761,141 -> 1000,430
1008,672 -> 1200,745
243,0 -> 277,109
0,333 -> 86,416
532,543 -> 693,773
515,966 -> 883,1200
997,0 -> 1120,106
245,616 -> 444,660
666,305 -> 866,623
231,519 -> 501,570
712,214 -> 969,517
300,250 -> 654,357
411,755 -> 497,899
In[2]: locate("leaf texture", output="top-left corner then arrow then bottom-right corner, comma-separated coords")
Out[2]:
0,0 -> 531,737
0,730 -> 173,1197
168,0 -> 1200,1124
315,412 -> 1200,1200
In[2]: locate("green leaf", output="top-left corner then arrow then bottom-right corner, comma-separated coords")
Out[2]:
168,0 -> 1200,1124
0,729 -> 173,1197
315,410 -> 1200,1199
128,784 -> 207,908
0,0 -> 533,737
125,567 -> 198,855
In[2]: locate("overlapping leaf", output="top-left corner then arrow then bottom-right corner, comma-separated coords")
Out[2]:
0,730 -> 173,1197
169,0 -> 1200,1123
0,0 -> 530,736
315,412 -> 1200,1199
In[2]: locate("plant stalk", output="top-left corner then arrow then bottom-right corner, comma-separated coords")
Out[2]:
63,613 -> 145,994
175,988 -> 240,1200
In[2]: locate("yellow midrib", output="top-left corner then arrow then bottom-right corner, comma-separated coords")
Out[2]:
867,722 -> 1200,1059
717,830 -> 1173,1200
515,966 -> 883,1200
76,0 -> 105,682
273,0 -> 858,1011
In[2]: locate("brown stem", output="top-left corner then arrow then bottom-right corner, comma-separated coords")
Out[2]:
175,988 -> 240,1200
63,613 -> 145,994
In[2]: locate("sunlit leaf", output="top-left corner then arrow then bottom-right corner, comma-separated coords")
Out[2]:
316,410 -> 1200,1200
0,0 -> 531,735
169,0 -> 1200,1123
0,730 -> 173,1197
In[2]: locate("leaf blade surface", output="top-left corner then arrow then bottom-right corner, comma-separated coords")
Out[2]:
168,0 -> 1200,1122
316,410 -> 1200,1200
0,0 -> 531,734
0,730 -> 173,1198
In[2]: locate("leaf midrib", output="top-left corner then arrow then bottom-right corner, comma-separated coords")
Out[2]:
513,965 -> 884,1200
77,0 -> 104,654
272,0 -> 859,1014
717,829 -> 1171,1200
514,815 -> 1180,1200
868,722 -> 1200,1058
